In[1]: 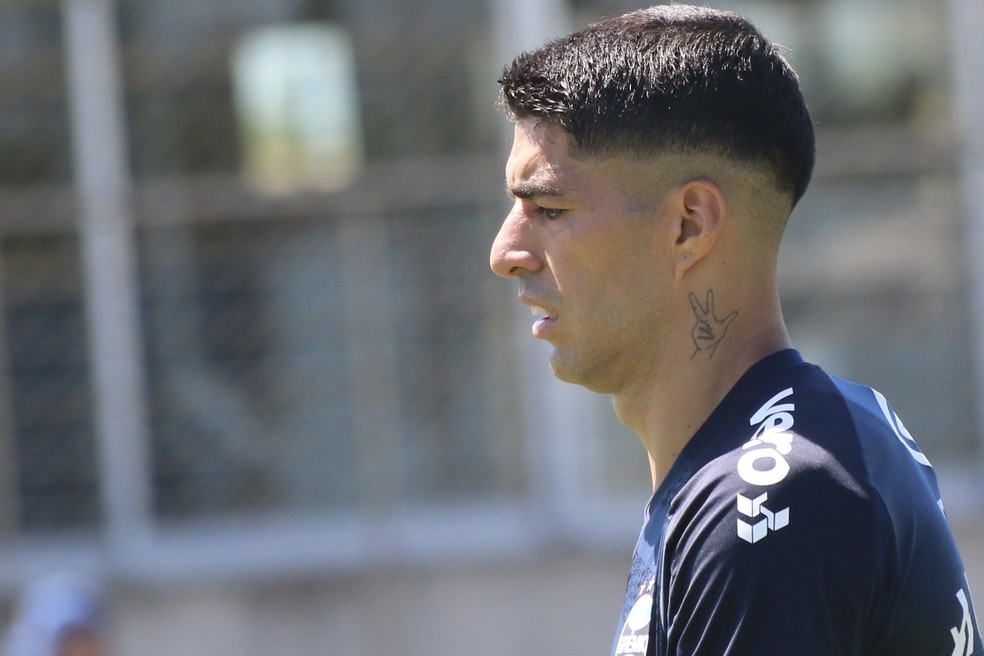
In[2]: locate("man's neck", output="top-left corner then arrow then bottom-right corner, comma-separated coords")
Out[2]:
613,310 -> 791,490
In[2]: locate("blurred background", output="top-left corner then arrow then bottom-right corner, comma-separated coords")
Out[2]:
0,0 -> 981,654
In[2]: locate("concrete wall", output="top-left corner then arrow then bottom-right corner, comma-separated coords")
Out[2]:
111,552 -> 630,656
106,514 -> 984,656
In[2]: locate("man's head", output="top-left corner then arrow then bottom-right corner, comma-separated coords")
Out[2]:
498,4 -> 815,210
491,5 -> 810,395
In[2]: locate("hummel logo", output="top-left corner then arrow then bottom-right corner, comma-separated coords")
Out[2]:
736,492 -> 789,544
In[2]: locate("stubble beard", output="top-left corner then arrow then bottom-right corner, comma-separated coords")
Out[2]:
548,341 -> 628,395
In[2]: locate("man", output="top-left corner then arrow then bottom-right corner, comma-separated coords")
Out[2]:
490,5 -> 982,656
4,572 -> 107,656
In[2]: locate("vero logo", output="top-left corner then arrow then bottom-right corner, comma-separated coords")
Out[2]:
735,387 -> 796,544
736,492 -> 789,544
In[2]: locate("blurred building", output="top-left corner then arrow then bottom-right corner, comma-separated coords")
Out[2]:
0,0 -> 980,654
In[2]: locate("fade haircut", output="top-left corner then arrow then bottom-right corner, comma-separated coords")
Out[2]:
498,4 -> 816,207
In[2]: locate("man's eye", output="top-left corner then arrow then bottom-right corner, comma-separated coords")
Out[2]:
536,206 -> 564,220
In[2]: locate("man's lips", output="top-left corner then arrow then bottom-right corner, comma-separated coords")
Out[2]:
526,303 -> 558,338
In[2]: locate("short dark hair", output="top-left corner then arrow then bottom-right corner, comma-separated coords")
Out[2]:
498,4 -> 816,206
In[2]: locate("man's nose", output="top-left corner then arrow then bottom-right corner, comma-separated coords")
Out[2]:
490,209 -> 542,278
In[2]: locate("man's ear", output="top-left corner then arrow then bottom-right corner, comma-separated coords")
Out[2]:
671,179 -> 725,282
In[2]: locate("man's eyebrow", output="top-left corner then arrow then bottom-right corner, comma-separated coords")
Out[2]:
506,180 -> 563,200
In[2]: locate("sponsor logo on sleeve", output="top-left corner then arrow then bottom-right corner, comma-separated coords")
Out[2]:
736,491 -> 789,544
736,387 -> 794,544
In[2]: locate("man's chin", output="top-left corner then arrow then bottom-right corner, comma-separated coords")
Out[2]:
547,351 -> 575,379
549,362 -> 579,385
549,352 -> 609,392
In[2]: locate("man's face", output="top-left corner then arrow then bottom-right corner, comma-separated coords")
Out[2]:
490,120 -> 675,393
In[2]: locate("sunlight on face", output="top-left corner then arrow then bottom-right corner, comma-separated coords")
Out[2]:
494,121 -> 677,393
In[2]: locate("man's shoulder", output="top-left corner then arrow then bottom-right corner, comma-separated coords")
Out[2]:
666,362 -> 947,556
651,354 -> 979,656
666,369 -> 885,548
699,361 -> 929,497
684,366 -> 867,490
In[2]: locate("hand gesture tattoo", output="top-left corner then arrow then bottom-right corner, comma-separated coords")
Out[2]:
689,289 -> 738,360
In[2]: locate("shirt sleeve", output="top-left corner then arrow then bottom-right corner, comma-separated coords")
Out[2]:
659,441 -> 881,656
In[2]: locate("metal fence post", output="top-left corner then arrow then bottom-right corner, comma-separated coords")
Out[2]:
62,0 -> 154,553
948,0 -> 984,470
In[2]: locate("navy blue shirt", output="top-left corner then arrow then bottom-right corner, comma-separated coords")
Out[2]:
612,349 -> 982,656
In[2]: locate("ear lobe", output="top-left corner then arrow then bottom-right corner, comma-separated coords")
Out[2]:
674,180 -> 725,279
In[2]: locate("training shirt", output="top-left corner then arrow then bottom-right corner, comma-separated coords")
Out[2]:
612,349 -> 981,656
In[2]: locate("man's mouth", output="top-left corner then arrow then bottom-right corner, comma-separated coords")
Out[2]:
530,305 -> 557,338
